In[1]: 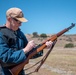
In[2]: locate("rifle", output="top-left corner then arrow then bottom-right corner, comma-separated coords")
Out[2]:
9,23 -> 75,75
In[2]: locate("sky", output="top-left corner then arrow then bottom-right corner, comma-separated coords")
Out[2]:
0,0 -> 76,34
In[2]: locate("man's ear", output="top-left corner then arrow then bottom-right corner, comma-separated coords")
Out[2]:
7,17 -> 12,22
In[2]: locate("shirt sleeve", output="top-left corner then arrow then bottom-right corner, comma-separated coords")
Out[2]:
0,32 -> 27,64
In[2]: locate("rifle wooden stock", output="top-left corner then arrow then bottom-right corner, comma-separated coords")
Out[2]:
9,23 -> 75,75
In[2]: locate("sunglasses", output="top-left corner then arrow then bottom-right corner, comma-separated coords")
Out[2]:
12,18 -> 19,22
12,18 -> 22,24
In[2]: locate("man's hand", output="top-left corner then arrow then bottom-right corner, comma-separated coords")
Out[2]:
45,41 -> 53,49
23,40 -> 36,53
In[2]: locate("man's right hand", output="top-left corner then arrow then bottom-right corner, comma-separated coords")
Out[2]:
23,40 -> 36,53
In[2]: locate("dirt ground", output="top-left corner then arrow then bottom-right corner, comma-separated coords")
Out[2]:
24,34 -> 76,75
24,58 -> 61,75
24,47 -> 76,75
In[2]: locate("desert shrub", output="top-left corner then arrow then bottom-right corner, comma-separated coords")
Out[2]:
32,32 -> 39,37
64,43 -> 74,48
40,33 -> 47,38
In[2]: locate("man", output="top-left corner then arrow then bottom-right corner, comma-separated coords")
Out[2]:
0,7 -> 53,75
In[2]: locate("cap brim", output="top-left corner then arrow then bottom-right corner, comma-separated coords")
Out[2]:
16,17 -> 28,22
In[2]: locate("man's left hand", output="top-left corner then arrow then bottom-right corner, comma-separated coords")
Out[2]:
45,41 -> 53,49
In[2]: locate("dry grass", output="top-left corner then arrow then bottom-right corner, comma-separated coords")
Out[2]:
46,48 -> 76,73
24,34 -> 76,75
25,48 -> 76,75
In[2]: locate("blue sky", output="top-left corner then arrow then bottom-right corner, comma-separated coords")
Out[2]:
0,0 -> 76,34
